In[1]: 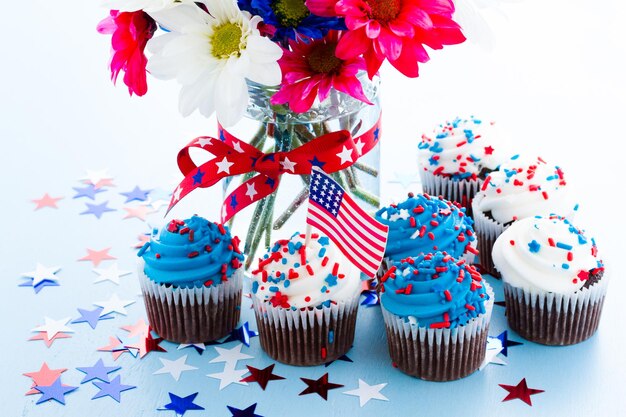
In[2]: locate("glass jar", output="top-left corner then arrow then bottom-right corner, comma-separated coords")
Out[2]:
222,73 -> 382,269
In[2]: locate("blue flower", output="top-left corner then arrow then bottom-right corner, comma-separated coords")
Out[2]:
238,0 -> 345,42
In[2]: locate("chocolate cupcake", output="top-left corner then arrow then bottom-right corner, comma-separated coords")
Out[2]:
250,232 -> 360,366
492,215 -> 607,345
380,251 -> 493,381
137,215 -> 244,343
418,116 -> 508,216
472,155 -> 576,276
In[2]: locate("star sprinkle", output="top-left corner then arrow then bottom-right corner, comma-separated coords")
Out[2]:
499,378 -> 544,406
79,247 -> 116,267
28,331 -> 72,347
92,263 -> 131,285
32,193 -> 63,210
80,201 -> 116,219
154,355 -> 198,381
71,307 -> 114,329
21,263 -> 61,287
209,344 -> 253,367
73,184 -> 105,200
92,375 -> 136,402
97,336 -> 128,360
125,333 -> 166,358
299,373 -> 344,400
528,239 -> 541,253
227,403 -> 263,417
207,366 -> 249,390
389,208 -> 410,221
480,336 -> 507,370
240,364 -> 285,390
76,359 -> 121,383
35,378 -> 78,405
32,317 -> 74,339
160,392 -> 204,416
121,318 -> 150,338
120,186 -> 151,202
94,293 -> 135,316
343,379 -> 389,407
178,343 -> 206,355
496,330 -> 523,357
23,363 -> 67,395
123,205 -> 154,221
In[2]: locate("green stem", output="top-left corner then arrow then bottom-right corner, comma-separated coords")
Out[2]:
353,161 -> 379,177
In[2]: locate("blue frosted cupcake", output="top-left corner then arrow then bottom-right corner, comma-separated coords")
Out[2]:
137,215 -> 244,343
380,251 -> 494,381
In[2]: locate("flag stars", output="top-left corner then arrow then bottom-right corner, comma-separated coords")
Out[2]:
216,157 -> 234,174
192,169 -> 205,185
245,183 -> 258,200
280,156 -> 297,172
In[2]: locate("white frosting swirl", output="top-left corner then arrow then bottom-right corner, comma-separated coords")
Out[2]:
492,216 -> 603,293
474,155 -> 575,224
251,233 -> 359,308
418,117 -> 509,179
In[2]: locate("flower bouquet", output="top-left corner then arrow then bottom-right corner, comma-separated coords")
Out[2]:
98,0 -> 466,266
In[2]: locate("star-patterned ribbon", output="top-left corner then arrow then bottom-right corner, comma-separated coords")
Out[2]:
167,117 -> 382,222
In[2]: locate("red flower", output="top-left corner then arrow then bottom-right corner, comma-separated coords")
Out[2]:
97,10 -> 157,96
271,31 -> 372,113
269,291 -> 291,308
307,0 -> 466,78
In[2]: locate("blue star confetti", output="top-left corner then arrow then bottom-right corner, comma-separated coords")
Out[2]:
220,322 -> 258,347
80,201 -> 116,219
325,354 -> 354,367
35,377 -> 78,405
76,359 -> 120,383
73,184 -> 105,200
19,279 -> 59,293
497,330 -> 523,357
91,375 -> 136,402
120,186 -> 151,202
227,403 -> 263,417
71,307 -> 114,329
160,392 -> 204,416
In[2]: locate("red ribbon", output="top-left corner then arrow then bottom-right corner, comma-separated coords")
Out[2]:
168,117 -> 381,222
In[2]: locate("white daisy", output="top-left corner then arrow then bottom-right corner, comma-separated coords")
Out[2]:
146,1 -> 282,126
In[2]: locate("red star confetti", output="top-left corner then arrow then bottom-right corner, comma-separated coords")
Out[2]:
125,333 -> 166,358
78,247 -> 116,267
299,373 -> 344,400
122,205 -> 154,221
121,318 -> 150,338
97,336 -> 129,361
29,331 -> 72,347
23,363 -> 67,395
80,169 -> 115,189
31,193 -> 63,210
499,378 -> 544,406
240,364 -> 285,390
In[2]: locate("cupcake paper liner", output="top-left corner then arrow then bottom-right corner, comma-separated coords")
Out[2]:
471,194 -> 507,277
252,291 -> 360,366
381,282 -> 494,381
138,263 -> 243,344
503,277 -> 608,345
419,170 -> 482,217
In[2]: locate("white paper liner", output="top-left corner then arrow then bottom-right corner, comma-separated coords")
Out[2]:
419,170 -> 482,215
471,193 -> 507,276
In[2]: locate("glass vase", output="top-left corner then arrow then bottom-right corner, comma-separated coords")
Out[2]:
222,73 -> 382,269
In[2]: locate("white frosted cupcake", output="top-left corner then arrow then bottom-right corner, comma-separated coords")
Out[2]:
250,232 -> 360,366
492,215 -> 606,345
418,116 -> 509,216
472,155 -> 576,276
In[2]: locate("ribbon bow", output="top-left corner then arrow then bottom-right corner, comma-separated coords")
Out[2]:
168,119 -> 381,222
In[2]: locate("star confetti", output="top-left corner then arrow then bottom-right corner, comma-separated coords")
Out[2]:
207,366 -> 249,390
23,363 -> 67,396
93,263 -> 131,285
496,330 -> 523,357
147,188 -> 172,211
219,322 -> 258,347
80,169 -> 114,188
120,186 -> 151,203
325,354 -> 354,367
28,331 -> 72,347
19,278 -> 60,293
97,336 -> 129,361
125,333 -> 166,358
94,293 -> 136,316
299,373 -> 344,400
35,377 -> 78,405
240,364 -> 285,390
32,317 -> 74,339
73,184 -> 106,200
32,193 -> 63,210
80,201 -> 116,219
121,318 -> 150,338
209,344 -> 253,367
227,403 -> 263,417
494,300 -> 507,308
76,359 -> 121,383
160,392 -> 204,416
153,355 -> 198,381
343,379 -> 389,407
123,205 -> 154,221
92,375 -> 136,402
21,263 -> 61,287
178,343 -> 206,355
499,378 -> 544,406
134,233 -> 151,249
72,307 -> 114,329
78,247 -> 116,267
480,336 -> 507,370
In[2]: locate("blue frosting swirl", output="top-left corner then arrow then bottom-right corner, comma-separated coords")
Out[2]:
380,252 -> 489,328
138,215 -> 244,288
375,194 -> 476,261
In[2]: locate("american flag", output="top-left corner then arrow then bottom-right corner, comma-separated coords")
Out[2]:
306,167 -> 389,278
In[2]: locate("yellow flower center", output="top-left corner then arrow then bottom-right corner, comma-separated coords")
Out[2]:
272,0 -> 310,28
366,0 -> 402,22
210,22 -> 244,59
307,43 -> 342,74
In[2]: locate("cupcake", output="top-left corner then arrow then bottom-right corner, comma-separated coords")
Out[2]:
380,251 -> 493,381
492,215 -> 606,345
250,232 -> 360,366
472,155 -> 575,276
418,116 -> 508,216
137,215 -> 244,343
375,193 -> 478,274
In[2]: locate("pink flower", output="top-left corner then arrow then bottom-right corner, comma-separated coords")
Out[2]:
307,0 -> 466,78
271,31 -> 372,113
97,10 -> 157,96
